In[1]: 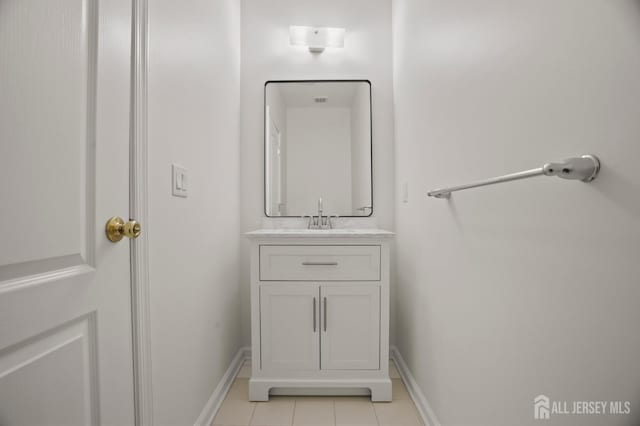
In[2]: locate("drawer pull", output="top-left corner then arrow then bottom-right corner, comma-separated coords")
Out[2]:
313,297 -> 317,332
302,261 -> 338,266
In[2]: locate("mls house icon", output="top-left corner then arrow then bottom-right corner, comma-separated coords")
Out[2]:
534,395 -> 551,420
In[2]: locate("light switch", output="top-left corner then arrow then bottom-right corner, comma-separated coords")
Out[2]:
402,182 -> 409,203
180,171 -> 188,191
172,164 -> 188,198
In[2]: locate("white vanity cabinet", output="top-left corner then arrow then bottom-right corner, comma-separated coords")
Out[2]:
246,229 -> 394,402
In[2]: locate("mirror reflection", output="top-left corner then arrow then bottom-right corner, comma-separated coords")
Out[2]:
265,80 -> 373,217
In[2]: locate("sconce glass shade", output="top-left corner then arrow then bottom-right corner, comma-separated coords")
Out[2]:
289,26 -> 345,53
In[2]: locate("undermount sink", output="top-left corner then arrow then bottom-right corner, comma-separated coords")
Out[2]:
245,228 -> 394,238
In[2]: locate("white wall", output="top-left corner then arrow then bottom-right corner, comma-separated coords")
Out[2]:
240,0 -> 395,345
393,1 -> 640,425
286,107 -> 352,214
148,0 -> 241,424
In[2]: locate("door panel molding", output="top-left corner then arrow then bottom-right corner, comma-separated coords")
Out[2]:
0,0 -> 99,287
0,313 -> 99,426
83,0 -> 99,270
0,255 -> 92,294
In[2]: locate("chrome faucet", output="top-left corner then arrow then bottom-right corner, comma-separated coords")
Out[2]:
304,197 -> 336,229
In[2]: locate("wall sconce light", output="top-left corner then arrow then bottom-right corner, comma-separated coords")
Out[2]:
289,26 -> 345,53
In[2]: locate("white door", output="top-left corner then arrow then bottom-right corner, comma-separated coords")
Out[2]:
260,285 -> 319,371
321,285 -> 380,370
0,0 -> 135,424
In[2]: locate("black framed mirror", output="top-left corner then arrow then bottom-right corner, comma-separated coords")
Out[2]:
264,80 -> 373,217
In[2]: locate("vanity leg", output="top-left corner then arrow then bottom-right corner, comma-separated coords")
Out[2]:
370,380 -> 393,402
248,380 -> 270,401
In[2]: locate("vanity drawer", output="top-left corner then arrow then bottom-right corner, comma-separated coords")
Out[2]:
259,245 -> 381,281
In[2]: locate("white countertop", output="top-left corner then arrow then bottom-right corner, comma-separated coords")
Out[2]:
245,228 -> 395,238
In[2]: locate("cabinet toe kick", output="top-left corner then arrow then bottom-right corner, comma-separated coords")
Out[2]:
248,378 -> 393,402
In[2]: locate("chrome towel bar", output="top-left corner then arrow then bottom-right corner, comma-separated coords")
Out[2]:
427,155 -> 600,199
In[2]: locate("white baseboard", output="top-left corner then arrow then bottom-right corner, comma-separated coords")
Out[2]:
390,346 -> 441,426
195,346 -> 440,426
194,346 -> 251,426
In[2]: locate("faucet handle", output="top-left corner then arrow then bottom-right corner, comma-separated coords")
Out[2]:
327,215 -> 340,229
303,215 -> 320,229
301,215 -> 313,229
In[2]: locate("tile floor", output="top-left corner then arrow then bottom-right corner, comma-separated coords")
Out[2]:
212,360 -> 424,426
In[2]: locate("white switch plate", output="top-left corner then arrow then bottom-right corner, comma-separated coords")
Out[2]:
172,164 -> 188,198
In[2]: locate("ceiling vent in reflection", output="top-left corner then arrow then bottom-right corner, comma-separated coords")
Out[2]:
314,96 -> 328,103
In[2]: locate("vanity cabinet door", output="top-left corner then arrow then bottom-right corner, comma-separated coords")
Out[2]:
260,284 -> 320,371
320,285 -> 380,370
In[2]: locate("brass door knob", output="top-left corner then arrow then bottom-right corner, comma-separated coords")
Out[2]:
106,216 -> 142,242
